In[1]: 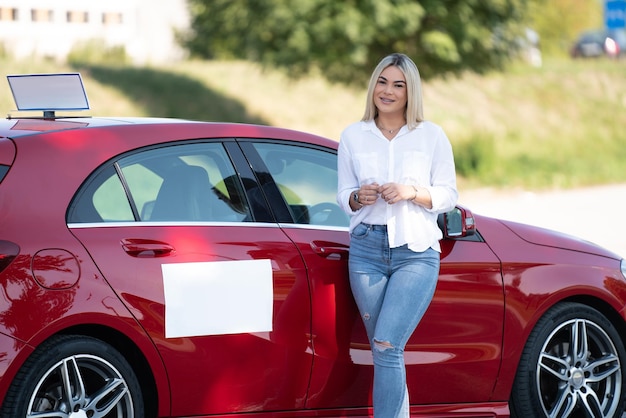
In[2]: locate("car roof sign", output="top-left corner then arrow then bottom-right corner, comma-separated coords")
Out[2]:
7,73 -> 90,117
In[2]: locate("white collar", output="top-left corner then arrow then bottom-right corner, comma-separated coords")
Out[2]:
361,119 -> 423,133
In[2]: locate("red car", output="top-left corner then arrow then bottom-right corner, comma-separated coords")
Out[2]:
1,74 -> 626,418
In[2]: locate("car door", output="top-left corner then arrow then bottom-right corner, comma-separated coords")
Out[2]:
238,140 -> 361,408
243,141 -> 505,411
67,140 -> 313,416
406,237 -> 504,405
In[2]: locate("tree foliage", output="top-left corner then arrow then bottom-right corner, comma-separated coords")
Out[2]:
182,0 -> 531,84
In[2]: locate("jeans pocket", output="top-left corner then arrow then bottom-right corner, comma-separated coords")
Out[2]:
350,223 -> 370,240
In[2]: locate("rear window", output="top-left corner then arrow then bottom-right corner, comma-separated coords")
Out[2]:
68,141 -> 253,223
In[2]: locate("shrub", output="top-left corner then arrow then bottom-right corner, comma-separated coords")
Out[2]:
67,40 -> 128,65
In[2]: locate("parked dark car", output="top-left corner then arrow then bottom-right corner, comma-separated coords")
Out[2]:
570,28 -> 626,58
1,74 -> 626,417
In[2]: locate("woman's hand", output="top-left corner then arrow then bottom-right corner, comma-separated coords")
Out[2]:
378,183 -> 414,204
357,182 -> 380,206
378,183 -> 432,208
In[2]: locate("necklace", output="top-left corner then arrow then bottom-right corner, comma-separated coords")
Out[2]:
377,122 -> 404,135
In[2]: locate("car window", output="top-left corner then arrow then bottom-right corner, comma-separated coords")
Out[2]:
251,142 -> 349,227
0,165 -> 10,183
67,165 -> 134,222
68,142 -> 252,223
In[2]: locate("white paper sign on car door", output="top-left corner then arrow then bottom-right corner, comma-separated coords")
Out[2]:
162,259 -> 273,338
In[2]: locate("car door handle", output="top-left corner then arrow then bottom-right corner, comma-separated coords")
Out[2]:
310,240 -> 349,259
121,239 -> 175,258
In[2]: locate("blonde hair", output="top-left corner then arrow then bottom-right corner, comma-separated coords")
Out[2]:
362,53 -> 424,129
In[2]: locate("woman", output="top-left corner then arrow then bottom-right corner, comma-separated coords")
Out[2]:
337,53 -> 458,417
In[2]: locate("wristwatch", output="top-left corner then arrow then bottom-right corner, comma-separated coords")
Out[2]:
353,191 -> 362,208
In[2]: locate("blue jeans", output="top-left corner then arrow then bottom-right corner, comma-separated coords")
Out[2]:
349,223 -> 440,418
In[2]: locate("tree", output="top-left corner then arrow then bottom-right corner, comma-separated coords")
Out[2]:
181,0 -> 531,84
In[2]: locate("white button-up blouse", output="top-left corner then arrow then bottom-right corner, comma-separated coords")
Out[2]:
337,119 -> 458,253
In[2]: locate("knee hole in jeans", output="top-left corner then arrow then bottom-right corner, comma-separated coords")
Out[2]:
373,339 -> 394,351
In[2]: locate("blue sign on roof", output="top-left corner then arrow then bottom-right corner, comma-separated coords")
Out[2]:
606,0 -> 626,29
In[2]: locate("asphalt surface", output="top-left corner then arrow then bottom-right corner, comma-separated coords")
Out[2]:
459,183 -> 626,259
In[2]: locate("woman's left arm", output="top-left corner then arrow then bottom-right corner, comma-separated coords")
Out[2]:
424,129 -> 458,213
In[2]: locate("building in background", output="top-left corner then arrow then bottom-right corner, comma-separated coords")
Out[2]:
0,0 -> 190,64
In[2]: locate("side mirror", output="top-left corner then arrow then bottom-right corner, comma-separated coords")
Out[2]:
438,206 -> 476,238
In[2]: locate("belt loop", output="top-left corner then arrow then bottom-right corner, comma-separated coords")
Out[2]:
361,222 -> 386,231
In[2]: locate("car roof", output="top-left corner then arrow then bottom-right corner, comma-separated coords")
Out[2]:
0,115 -> 338,149
578,28 -> 626,39
0,116 -> 184,138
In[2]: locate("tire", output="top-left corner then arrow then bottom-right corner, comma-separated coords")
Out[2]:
510,302 -> 626,418
0,334 -> 144,418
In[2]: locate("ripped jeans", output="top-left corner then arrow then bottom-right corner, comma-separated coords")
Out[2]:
349,223 -> 439,418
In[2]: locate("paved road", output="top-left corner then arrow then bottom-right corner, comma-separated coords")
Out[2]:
459,184 -> 626,259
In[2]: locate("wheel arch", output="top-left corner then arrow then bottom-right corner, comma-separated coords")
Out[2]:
496,294 -> 626,401
1,319 -> 168,417
59,324 -> 160,418
562,294 -> 626,348
508,299 -> 626,417
27,324 -> 161,417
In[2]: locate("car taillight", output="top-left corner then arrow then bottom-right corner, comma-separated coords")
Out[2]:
0,241 -> 19,273
605,37 -> 619,56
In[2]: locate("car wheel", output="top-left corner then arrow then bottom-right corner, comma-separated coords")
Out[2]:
510,302 -> 626,417
0,334 -> 144,418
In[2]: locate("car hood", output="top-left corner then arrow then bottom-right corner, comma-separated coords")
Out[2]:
498,218 -> 621,260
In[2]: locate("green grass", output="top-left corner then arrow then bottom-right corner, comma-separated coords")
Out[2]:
1,56 -> 625,190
